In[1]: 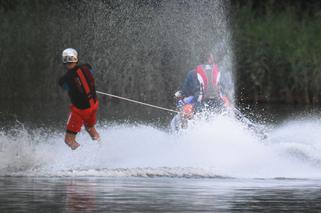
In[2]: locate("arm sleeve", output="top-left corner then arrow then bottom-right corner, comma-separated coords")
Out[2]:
217,73 -> 231,106
58,75 -> 69,91
84,64 -> 94,74
191,72 -> 201,99
181,72 -> 191,96
181,70 -> 199,97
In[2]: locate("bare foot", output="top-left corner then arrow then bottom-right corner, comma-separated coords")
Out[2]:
65,141 -> 80,150
85,126 -> 100,142
65,132 -> 80,150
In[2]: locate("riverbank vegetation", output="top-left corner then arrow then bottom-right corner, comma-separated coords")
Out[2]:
233,0 -> 321,105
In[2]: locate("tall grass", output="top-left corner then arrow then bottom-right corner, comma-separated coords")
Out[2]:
234,3 -> 321,104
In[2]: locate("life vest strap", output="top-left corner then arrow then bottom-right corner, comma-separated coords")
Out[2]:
196,64 -> 219,100
76,68 -> 95,107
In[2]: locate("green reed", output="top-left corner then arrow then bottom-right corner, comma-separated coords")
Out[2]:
234,3 -> 321,104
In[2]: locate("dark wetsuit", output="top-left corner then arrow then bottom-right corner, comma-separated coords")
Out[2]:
58,64 -> 97,109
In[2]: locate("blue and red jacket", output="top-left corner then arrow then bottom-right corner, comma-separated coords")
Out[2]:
181,64 -> 230,107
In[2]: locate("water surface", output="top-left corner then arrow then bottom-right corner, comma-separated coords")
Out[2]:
1,177 -> 320,212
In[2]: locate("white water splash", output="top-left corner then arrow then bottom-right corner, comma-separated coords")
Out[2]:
1,115 -> 321,179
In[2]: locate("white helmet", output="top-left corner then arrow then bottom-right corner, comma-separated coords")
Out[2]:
62,48 -> 78,63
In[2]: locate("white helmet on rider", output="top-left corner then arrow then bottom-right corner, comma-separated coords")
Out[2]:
62,48 -> 78,64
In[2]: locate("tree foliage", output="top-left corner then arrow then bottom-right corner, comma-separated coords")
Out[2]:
234,1 -> 321,104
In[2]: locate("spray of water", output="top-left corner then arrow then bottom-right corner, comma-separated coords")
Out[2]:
1,1 -> 319,179
1,115 -> 321,179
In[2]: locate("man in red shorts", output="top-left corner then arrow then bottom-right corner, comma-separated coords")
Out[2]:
58,48 -> 100,150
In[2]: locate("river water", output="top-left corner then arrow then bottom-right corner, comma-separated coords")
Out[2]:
1,105 -> 321,212
1,177 -> 321,212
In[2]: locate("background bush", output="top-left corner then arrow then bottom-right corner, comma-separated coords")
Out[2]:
234,0 -> 321,105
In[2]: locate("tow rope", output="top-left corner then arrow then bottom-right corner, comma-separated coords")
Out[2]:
96,91 -> 179,113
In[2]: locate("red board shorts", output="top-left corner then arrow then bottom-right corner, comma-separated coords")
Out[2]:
66,101 -> 99,134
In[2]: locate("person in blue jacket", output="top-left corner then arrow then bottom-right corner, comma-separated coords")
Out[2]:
175,51 -> 231,112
